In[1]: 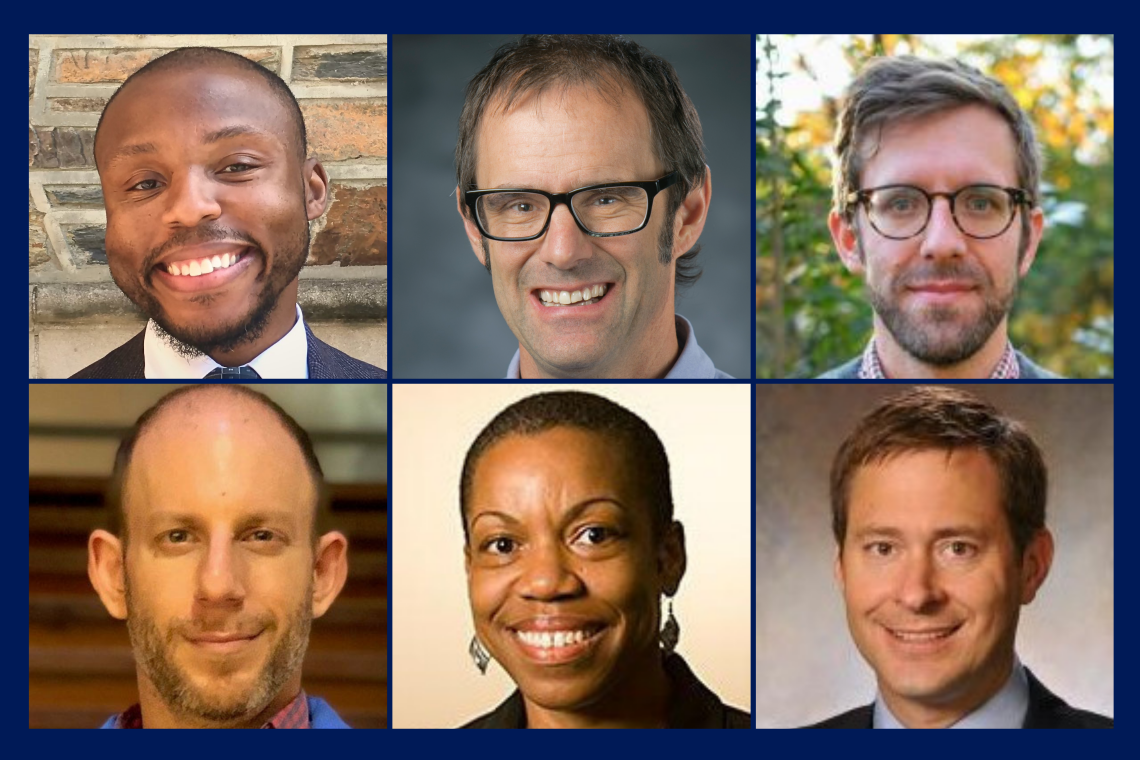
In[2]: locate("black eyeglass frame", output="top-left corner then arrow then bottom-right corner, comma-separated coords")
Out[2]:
845,183 -> 1033,241
464,172 -> 680,242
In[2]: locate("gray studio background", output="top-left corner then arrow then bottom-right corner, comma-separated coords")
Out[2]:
754,384 -> 1114,727
390,35 -> 753,379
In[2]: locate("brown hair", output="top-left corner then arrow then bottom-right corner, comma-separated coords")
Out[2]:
456,35 -> 706,288
830,386 -> 1047,556
833,56 -> 1041,249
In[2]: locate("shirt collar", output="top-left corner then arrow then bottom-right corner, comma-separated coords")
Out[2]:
857,337 -> 1021,380
143,304 -> 309,379
873,658 -> 1030,728
113,690 -> 311,729
505,314 -> 727,379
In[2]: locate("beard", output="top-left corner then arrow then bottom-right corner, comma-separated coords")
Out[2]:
866,254 -> 1016,368
124,576 -> 312,726
109,220 -> 309,358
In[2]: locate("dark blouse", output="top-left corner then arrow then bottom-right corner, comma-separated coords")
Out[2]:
460,654 -> 751,729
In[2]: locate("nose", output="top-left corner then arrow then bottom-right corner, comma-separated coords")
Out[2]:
918,196 -> 968,259
536,203 -> 594,270
895,552 -> 947,613
517,539 -> 585,601
196,533 -> 245,606
161,169 -> 222,228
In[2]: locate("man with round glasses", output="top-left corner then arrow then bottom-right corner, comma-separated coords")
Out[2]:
455,35 -> 728,379
820,56 -> 1060,379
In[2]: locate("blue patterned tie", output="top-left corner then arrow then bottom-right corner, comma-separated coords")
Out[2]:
202,365 -> 261,380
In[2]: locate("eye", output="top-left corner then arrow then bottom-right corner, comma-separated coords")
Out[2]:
247,529 -> 277,542
158,529 -> 192,546
129,178 -> 161,192
571,525 -> 617,547
865,541 -> 895,558
942,540 -> 978,559
219,163 -> 256,174
483,536 -> 518,556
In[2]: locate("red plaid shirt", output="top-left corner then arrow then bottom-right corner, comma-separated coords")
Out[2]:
114,690 -> 311,728
857,339 -> 1021,379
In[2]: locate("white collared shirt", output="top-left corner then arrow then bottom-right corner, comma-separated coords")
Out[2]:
143,304 -> 309,379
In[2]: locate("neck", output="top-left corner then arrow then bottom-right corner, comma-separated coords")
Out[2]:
522,649 -> 672,728
206,280 -> 300,367
880,653 -> 1015,729
134,670 -> 302,729
873,318 -> 1011,379
519,311 -> 680,380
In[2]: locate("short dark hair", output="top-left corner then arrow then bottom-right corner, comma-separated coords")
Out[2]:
460,391 -> 674,542
94,46 -> 307,169
456,35 -> 706,289
830,386 -> 1048,557
106,385 -> 327,543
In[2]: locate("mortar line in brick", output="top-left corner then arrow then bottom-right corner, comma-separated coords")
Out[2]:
281,44 -> 294,82
29,179 -> 51,214
43,213 -> 76,274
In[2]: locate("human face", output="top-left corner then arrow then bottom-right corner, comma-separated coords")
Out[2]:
97,65 -> 326,362
121,393 -> 320,725
463,86 -> 678,378
830,105 -> 1044,366
465,427 -> 682,722
836,449 -> 1048,727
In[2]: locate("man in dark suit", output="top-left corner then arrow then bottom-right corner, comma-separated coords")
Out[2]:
71,47 -> 385,379
811,387 -> 1111,728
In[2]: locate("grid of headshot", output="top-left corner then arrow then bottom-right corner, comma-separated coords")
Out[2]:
28,34 -> 1112,730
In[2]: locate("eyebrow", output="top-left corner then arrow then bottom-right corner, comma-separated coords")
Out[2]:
102,124 -> 277,169
467,499 -> 628,531
850,525 -> 987,541
145,510 -> 300,531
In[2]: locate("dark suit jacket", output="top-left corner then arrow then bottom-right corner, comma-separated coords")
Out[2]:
807,669 -> 1112,728
69,324 -> 386,379
816,349 -> 1060,380
460,654 -> 751,728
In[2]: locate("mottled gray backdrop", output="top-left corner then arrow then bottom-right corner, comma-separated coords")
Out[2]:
755,384 -> 1114,727
390,35 -> 753,378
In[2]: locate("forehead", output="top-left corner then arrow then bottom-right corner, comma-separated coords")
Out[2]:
859,104 -> 1019,190
97,63 -> 292,166
474,84 -> 660,191
125,393 -> 316,523
847,449 -> 1005,532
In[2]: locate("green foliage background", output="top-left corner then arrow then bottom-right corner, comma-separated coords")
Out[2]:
756,35 -> 1114,378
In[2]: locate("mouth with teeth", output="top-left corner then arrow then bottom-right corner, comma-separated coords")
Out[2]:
509,625 -> 604,663
538,284 -> 608,307
162,250 -> 248,278
885,624 -> 962,645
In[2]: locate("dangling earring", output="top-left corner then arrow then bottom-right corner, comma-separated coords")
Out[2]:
469,635 -> 491,675
659,597 -> 680,656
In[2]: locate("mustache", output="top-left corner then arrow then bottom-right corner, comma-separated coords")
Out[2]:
170,613 -> 276,639
142,224 -> 262,273
895,260 -> 991,290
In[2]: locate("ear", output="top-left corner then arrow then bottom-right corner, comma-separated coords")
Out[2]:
829,209 -> 865,275
833,547 -> 846,593
1017,205 -> 1045,277
304,158 -> 331,221
88,529 -> 127,620
670,167 -> 712,259
312,531 -> 349,618
1019,528 -> 1054,605
457,186 -> 491,268
658,521 -> 687,596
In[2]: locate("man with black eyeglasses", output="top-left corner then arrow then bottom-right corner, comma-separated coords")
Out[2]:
820,56 -> 1060,379
455,35 -> 730,379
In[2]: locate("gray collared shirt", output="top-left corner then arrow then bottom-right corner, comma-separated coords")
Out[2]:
505,313 -> 732,379
873,658 -> 1031,728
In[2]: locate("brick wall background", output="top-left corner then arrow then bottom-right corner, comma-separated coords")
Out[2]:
29,35 -> 388,377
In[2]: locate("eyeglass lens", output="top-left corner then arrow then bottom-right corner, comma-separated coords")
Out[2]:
475,186 -> 650,239
867,185 -> 1015,238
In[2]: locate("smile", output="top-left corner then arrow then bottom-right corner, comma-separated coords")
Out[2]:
885,624 -> 961,645
164,250 -> 246,277
186,631 -> 262,655
539,284 -> 608,307
514,628 -> 598,649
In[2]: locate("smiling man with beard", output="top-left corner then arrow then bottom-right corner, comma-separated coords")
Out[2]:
819,56 -> 1060,380
70,47 -> 385,379
87,385 -> 351,728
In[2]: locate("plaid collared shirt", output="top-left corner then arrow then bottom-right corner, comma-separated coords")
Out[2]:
114,690 -> 311,728
857,339 -> 1021,380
